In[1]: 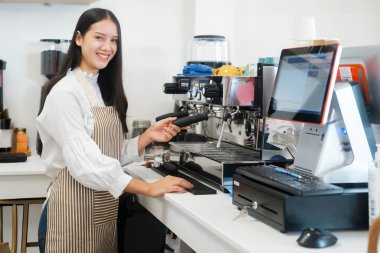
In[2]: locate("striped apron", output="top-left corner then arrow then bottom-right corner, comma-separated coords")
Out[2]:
45,106 -> 123,252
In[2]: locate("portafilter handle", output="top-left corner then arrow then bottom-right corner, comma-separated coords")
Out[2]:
172,114 -> 209,127
155,110 -> 189,122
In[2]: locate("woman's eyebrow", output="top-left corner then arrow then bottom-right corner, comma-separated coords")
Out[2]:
93,31 -> 119,38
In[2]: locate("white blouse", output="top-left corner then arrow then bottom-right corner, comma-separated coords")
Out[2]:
36,69 -> 141,198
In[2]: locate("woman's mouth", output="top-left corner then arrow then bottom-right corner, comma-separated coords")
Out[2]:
97,53 -> 110,60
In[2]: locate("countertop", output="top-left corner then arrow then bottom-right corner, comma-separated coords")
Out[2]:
125,163 -> 370,253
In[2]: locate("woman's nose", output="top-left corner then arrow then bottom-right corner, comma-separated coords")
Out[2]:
101,41 -> 112,51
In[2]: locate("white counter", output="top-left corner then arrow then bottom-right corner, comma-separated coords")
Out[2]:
125,163 -> 369,253
0,155 -> 50,199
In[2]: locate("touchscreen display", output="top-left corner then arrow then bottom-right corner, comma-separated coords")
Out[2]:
268,44 -> 341,124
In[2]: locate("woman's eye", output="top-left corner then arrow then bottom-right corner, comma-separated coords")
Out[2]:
111,39 -> 118,43
95,36 -> 103,40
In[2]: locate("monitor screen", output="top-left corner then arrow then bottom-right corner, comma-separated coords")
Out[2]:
339,45 -> 380,124
268,44 -> 341,125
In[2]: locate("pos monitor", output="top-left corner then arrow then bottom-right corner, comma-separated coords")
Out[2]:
268,43 -> 341,125
268,43 -> 375,184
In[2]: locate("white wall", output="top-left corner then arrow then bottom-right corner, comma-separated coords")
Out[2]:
232,0 -> 380,65
0,0 -> 379,252
190,0 -> 380,65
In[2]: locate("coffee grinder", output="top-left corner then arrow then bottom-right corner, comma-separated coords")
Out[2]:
40,39 -> 70,79
187,35 -> 231,68
36,39 -> 69,155
0,59 -> 12,152
0,59 -> 5,112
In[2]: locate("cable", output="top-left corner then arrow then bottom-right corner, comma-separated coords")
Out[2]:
286,146 -> 295,159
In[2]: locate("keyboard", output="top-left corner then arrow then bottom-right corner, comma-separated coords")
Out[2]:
236,165 -> 344,196
152,163 -> 217,195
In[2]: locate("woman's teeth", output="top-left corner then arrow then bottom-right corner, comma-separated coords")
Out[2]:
97,53 -> 109,59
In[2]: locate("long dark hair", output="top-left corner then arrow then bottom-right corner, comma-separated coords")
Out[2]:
44,8 -> 128,133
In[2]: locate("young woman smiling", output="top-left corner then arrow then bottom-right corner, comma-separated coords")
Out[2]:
36,8 -> 192,253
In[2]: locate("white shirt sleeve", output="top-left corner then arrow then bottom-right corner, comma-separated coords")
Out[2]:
41,87 -> 132,198
120,136 -> 144,166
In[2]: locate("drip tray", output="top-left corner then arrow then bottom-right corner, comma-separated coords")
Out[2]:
170,140 -> 266,193
170,141 -> 261,162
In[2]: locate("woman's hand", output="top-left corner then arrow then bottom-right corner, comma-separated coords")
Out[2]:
125,176 -> 193,197
146,117 -> 182,142
137,117 -> 188,153
147,175 -> 193,197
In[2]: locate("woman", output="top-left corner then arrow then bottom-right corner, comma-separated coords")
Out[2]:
36,8 -> 192,253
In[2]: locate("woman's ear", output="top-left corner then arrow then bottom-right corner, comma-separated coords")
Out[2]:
75,31 -> 82,46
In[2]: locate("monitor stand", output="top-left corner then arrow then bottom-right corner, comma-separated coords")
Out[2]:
291,81 -> 376,184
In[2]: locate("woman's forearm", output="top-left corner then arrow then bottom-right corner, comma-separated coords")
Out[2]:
137,131 -> 153,155
124,178 -> 151,195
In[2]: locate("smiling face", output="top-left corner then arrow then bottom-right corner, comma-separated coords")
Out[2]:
75,18 -> 119,74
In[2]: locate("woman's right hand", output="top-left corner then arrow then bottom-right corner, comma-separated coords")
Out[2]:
147,176 -> 193,197
137,117 -> 190,156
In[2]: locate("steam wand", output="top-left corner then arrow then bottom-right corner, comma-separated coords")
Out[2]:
216,106 -> 240,148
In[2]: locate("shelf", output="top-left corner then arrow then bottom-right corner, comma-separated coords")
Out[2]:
0,0 -> 98,4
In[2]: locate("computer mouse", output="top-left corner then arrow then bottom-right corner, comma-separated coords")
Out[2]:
162,162 -> 179,174
297,228 -> 337,248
